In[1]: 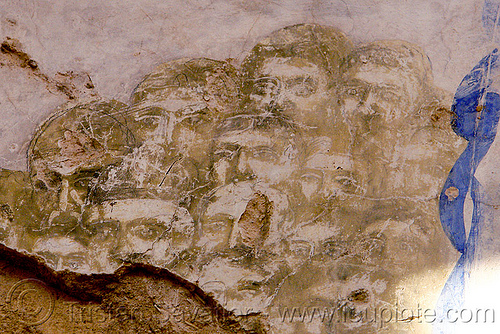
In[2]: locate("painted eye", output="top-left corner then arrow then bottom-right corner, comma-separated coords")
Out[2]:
345,85 -> 366,97
357,234 -> 386,259
210,221 -> 225,231
214,144 -> 240,159
236,279 -> 262,291
287,77 -> 317,97
34,180 -> 48,191
73,178 -> 91,189
135,226 -> 160,240
409,221 -> 433,238
183,109 -> 211,127
35,171 -> 61,189
335,176 -> 353,185
347,88 -> 358,95
73,171 -> 100,190
130,222 -> 167,241
322,240 -> 347,258
289,240 -> 312,257
334,175 -> 358,193
301,173 -> 322,182
378,90 -> 399,102
206,219 -> 231,234
251,147 -> 278,161
68,261 -> 80,269
292,83 -> 316,96
253,78 -> 280,96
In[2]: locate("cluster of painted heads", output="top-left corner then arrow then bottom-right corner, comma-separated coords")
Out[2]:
5,24 -> 456,321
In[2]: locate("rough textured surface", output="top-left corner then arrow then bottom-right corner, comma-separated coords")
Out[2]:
0,17 -> 469,334
0,243 -> 264,333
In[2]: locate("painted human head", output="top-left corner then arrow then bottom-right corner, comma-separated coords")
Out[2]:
130,58 -> 240,165
241,24 -> 352,130
200,117 -> 296,253
339,41 -> 461,198
33,235 -> 91,273
84,199 -> 194,269
242,24 -> 356,209
212,113 -> 300,187
102,58 -> 243,202
196,190 -> 289,315
27,101 -> 134,228
341,40 -> 433,121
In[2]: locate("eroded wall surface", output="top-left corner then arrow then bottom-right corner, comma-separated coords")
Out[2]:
0,1 -> 494,333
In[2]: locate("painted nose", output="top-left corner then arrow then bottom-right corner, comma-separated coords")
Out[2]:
364,91 -> 375,105
55,256 -> 64,271
228,220 -> 239,248
58,178 -> 86,212
58,179 -> 70,211
235,150 -> 254,180
358,91 -> 377,114
236,150 -> 248,174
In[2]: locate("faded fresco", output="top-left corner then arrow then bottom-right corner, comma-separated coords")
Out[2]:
0,22 -> 467,333
2,1 -> 500,333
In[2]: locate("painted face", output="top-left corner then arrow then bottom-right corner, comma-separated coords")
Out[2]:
341,56 -> 421,123
196,184 -> 291,314
85,219 -> 121,272
296,136 -> 359,204
251,56 -> 331,128
32,236 -> 91,273
129,59 -> 240,186
197,256 -> 271,314
29,102 -> 131,228
199,199 -> 237,253
198,183 -> 289,252
360,218 -> 434,273
170,100 -> 217,168
30,131 -> 105,224
213,127 -> 299,187
84,199 -> 194,267
338,55 -> 440,198
339,46 -> 428,152
125,92 -> 219,198
340,76 -> 413,177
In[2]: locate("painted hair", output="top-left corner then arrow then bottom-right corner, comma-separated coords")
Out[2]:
242,23 -> 353,79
